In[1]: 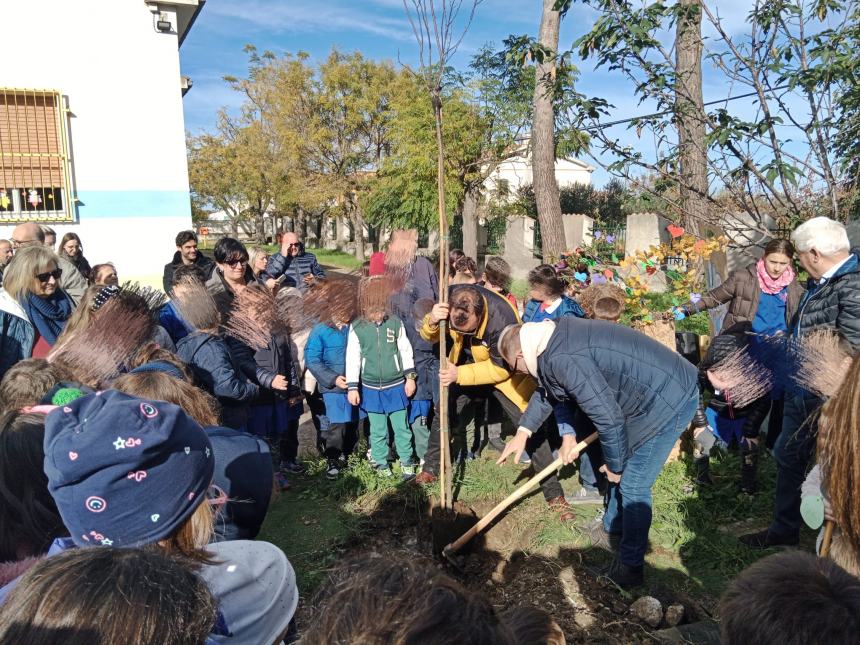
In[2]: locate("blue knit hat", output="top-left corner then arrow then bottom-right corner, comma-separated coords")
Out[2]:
43,390 -> 214,548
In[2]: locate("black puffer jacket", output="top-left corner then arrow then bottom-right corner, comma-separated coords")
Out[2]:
520,317 -> 699,473
792,250 -> 860,351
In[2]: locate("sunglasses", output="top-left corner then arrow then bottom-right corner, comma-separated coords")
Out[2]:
225,258 -> 247,267
36,268 -> 62,283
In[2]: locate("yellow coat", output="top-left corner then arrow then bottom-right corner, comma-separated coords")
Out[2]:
420,287 -> 536,412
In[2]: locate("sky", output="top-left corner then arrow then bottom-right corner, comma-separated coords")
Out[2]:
178,0 -> 802,188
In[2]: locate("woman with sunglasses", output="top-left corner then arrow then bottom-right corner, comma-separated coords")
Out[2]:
205,237 -> 256,327
2,246 -> 75,359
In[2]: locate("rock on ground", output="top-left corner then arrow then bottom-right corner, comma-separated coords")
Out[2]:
630,595 -> 663,628
665,604 -> 685,627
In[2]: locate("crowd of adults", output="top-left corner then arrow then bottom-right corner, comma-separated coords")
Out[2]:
0,217 -> 858,644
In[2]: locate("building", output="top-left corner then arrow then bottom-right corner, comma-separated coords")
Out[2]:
485,149 -> 595,200
0,0 -> 204,286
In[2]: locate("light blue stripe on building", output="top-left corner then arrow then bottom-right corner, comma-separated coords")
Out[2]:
75,190 -> 192,218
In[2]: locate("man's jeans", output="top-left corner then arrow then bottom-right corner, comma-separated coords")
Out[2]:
603,391 -> 698,568
769,394 -> 820,538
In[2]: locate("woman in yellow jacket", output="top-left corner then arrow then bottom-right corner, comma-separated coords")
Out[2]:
414,284 -> 574,521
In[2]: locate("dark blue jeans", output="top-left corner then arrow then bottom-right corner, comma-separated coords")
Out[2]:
769,394 -> 820,538
603,392 -> 698,568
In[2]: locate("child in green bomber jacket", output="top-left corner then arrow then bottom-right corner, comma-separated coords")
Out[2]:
346,277 -> 417,480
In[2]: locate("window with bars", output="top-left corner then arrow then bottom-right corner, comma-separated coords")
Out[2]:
0,89 -> 74,222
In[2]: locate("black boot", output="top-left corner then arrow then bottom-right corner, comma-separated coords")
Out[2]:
740,439 -> 759,495
695,455 -> 713,486
603,558 -> 644,588
693,426 -> 715,486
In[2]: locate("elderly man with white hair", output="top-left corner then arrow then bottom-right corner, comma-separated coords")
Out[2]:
742,216 -> 860,549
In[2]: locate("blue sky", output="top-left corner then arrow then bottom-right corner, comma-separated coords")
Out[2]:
179,0 -> 790,188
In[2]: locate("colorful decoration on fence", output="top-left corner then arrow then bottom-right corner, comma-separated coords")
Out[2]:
553,224 -> 728,325
0,190 -> 9,210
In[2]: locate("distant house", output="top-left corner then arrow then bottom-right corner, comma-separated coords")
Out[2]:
0,0 -> 204,285
484,137 -> 594,200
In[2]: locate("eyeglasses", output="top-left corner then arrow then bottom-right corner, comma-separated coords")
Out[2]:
287,243 -> 299,249
11,238 -> 38,249
225,258 -> 247,267
35,268 -> 62,283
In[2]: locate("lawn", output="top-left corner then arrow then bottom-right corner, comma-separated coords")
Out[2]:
258,439 -> 805,636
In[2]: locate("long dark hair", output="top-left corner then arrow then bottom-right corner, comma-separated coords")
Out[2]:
0,412 -> 66,561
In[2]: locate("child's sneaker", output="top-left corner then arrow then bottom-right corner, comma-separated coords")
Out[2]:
401,464 -> 416,482
279,460 -> 306,474
275,471 -> 290,491
326,459 -> 340,480
376,466 -> 393,478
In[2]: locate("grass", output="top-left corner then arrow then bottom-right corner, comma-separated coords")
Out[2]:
260,440 -> 792,604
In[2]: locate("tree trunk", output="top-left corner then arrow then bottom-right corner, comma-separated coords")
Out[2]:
675,0 -> 707,236
532,0 -> 566,261
295,205 -> 307,241
461,185 -> 479,260
348,197 -> 366,262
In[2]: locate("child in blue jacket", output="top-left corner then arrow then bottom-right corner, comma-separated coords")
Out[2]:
304,296 -> 362,480
522,264 -> 586,322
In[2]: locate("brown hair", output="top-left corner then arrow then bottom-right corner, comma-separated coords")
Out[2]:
0,547 -> 217,645
358,276 -> 391,319
0,358 -> 67,412
483,257 -> 513,292
58,232 -> 83,257
818,353 -> 860,556
449,286 -> 485,330
113,371 -> 220,427
126,343 -> 195,383
0,412 -> 66,561
719,551 -> 860,645
302,555 -> 517,645
592,297 -> 624,321
450,256 -> 477,285
527,264 -> 565,299
764,237 -> 795,258
579,282 -> 626,320
89,262 -> 117,286
501,606 -> 566,645
448,248 -> 465,275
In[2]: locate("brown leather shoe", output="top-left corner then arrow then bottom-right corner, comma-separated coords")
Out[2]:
414,471 -> 437,485
547,496 -> 576,523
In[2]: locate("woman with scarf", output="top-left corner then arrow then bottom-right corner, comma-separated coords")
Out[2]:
3,246 -> 75,359
679,238 -> 804,493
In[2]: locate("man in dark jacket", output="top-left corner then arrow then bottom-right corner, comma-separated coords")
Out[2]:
417,284 -> 575,521
742,217 -> 860,549
262,232 -> 325,292
162,230 -> 214,293
498,317 -> 699,587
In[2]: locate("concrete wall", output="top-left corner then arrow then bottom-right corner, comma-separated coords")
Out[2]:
0,0 -> 195,287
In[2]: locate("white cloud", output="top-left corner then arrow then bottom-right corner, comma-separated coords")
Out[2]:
207,0 -> 416,42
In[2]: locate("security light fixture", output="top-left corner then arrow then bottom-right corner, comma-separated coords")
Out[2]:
156,17 -> 172,32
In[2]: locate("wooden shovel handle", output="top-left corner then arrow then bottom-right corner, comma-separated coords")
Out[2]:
444,433 -> 598,555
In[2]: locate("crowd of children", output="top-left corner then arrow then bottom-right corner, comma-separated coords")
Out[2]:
0,219 -> 859,644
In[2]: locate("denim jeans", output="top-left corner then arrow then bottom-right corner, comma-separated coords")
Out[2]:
556,404 -> 605,492
603,391 -> 698,568
769,394 -> 820,537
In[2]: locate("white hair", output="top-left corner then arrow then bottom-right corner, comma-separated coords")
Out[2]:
791,217 -> 850,256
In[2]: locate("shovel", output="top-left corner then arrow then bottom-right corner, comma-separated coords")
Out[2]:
442,432 -> 598,563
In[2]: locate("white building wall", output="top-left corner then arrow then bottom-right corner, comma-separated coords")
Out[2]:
486,155 -> 594,198
0,0 -> 194,287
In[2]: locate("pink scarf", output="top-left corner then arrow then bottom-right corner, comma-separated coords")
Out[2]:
756,259 -> 795,295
